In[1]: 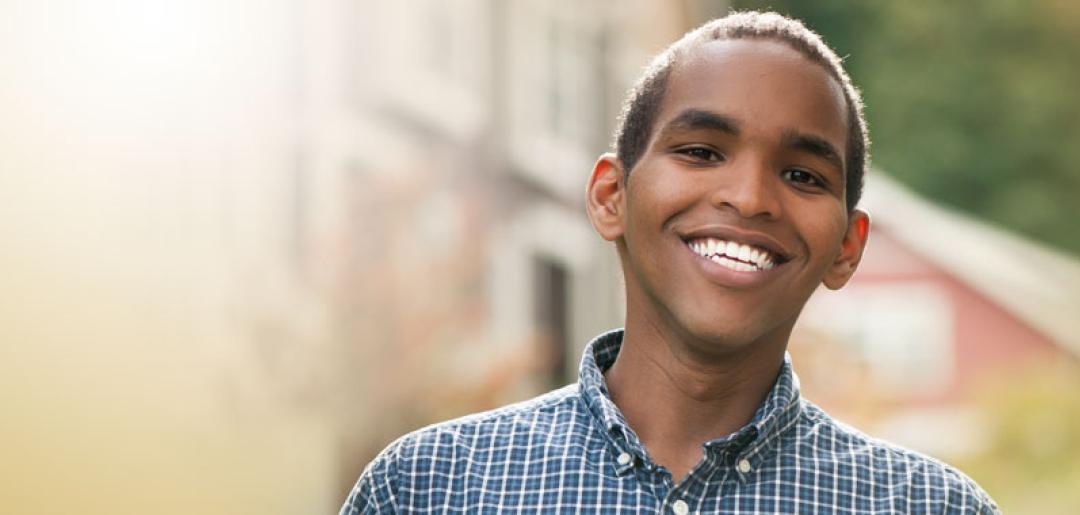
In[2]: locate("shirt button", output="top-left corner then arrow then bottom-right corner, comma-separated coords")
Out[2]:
616,452 -> 632,465
672,499 -> 690,515
737,458 -> 752,473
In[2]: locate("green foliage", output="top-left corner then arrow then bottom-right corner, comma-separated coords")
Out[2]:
731,0 -> 1080,256
958,365 -> 1080,513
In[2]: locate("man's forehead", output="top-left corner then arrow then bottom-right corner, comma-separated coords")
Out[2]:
667,38 -> 844,107
656,38 -> 849,150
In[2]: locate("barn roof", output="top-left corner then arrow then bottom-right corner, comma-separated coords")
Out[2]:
861,173 -> 1080,359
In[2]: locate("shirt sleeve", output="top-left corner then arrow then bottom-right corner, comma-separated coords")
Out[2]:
339,442 -> 401,515
975,492 -> 1002,515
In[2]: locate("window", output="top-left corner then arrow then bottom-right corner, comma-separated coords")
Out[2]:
799,283 -> 955,396
534,257 -> 571,387
505,1 -> 604,199
362,0 -> 489,139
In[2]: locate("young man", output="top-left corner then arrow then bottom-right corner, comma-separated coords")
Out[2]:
342,12 -> 999,514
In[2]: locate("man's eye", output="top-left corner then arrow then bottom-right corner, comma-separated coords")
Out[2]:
676,147 -> 722,162
782,169 -> 822,187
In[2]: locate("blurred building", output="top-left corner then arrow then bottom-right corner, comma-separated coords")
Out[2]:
291,0 -> 710,503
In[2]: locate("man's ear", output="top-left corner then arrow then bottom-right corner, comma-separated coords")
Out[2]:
822,209 -> 870,290
585,153 -> 626,242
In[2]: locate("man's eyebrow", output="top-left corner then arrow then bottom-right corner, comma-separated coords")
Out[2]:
781,129 -> 844,176
657,109 -> 741,138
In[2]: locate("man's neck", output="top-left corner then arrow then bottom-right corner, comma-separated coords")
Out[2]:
602,320 -> 787,483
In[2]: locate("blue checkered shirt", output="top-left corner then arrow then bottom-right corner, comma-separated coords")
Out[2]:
341,330 -> 999,514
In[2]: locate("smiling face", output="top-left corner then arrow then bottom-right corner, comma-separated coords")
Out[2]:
587,38 -> 869,358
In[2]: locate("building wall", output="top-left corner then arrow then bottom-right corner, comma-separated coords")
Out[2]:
320,0 -> 697,501
1,1 -> 340,513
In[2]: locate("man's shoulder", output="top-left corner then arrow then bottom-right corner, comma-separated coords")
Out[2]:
341,384 -> 596,511
390,383 -> 583,452
341,384 -> 587,514
796,400 -> 999,513
798,400 -> 977,478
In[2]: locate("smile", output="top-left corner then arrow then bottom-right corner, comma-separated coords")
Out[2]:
686,237 -> 778,272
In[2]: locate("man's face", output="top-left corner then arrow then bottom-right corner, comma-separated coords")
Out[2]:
588,39 -> 868,357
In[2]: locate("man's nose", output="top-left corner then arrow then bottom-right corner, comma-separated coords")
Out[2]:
707,159 -> 782,220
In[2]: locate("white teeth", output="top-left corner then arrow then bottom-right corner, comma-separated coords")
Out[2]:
726,241 -> 739,257
709,254 -> 751,273
737,245 -> 751,262
687,237 -> 781,273
751,249 -> 771,270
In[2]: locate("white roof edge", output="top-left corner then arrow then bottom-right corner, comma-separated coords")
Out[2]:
860,172 -> 1080,359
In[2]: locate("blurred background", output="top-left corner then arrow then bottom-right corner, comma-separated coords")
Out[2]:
2,0 -> 1078,513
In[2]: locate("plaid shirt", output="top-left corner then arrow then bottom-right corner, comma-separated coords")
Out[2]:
341,330 -> 999,514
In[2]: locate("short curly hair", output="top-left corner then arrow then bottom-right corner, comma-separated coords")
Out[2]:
612,11 -> 870,211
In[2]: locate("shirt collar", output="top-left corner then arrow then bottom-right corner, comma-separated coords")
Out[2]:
577,329 -> 803,466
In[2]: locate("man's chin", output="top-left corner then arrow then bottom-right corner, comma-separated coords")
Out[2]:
680,325 -> 760,355
678,313 -> 791,357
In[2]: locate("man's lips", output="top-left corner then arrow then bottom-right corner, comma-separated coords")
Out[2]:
686,237 -> 779,271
